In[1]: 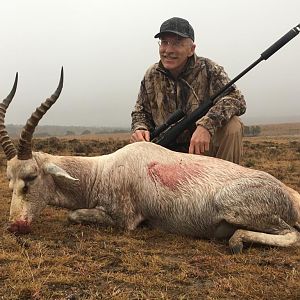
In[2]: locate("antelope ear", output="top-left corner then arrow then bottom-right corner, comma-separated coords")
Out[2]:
43,163 -> 79,181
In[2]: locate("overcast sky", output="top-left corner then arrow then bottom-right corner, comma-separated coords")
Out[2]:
0,0 -> 299,127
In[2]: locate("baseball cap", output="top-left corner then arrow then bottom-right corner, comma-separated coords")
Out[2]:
154,17 -> 195,41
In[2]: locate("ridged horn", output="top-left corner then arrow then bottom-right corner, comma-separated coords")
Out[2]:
0,73 -> 18,160
17,67 -> 64,160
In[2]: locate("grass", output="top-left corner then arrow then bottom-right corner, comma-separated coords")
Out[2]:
0,134 -> 299,299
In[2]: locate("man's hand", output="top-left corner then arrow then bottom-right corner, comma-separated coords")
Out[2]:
189,126 -> 211,155
130,129 -> 150,143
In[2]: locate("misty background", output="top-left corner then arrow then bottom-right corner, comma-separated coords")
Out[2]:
0,0 -> 299,130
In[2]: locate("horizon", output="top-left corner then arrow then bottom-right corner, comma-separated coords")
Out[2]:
6,118 -> 300,130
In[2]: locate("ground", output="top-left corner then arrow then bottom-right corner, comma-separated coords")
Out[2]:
0,133 -> 299,299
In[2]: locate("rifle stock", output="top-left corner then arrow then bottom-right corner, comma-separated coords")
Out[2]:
151,23 -> 300,148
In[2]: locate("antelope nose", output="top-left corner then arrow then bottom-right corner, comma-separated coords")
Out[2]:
7,221 -> 31,234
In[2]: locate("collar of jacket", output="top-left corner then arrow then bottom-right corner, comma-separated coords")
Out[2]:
156,54 -> 197,79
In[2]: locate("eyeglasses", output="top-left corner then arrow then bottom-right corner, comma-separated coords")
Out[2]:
158,39 -> 186,49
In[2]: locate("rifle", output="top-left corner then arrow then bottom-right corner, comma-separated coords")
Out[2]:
150,23 -> 300,148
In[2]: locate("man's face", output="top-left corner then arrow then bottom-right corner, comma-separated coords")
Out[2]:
159,33 -> 195,77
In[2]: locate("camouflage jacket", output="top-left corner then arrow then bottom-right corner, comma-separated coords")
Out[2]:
131,54 -> 246,145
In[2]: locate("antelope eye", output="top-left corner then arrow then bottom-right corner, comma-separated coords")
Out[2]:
24,175 -> 38,182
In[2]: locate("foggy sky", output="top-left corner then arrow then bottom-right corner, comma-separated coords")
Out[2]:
0,0 -> 299,128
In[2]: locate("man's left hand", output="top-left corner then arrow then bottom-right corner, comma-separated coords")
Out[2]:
189,126 -> 211,155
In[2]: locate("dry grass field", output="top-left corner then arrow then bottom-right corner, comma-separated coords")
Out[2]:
0,130 -> 300,299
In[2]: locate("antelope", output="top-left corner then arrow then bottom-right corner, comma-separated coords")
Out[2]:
1,68 -> 300,253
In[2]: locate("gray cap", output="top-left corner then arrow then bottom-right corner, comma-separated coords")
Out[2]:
154,17 -> 194,41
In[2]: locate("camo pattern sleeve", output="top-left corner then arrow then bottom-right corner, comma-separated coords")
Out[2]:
131,65 -> 157,133
195,59 -> 246,136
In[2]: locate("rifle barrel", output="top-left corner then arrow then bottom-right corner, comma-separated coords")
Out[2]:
261,23 -> 300,60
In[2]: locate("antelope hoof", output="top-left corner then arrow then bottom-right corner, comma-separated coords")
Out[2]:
229,236 -> 244,254
68,211 -> 81,224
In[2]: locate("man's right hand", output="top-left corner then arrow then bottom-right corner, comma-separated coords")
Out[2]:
130,130 -> 150,143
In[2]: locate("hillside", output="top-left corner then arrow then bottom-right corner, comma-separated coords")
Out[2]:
7,122 -> 300,138
6,124 -> 130,137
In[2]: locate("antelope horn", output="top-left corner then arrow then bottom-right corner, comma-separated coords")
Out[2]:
17,67 -> 64,160
0,73 -> 18,160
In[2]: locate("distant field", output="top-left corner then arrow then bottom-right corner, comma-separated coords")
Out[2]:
67,122 -> 300,139
259,122 -> 300,136
62,132 -> 131,141
7,122 -> 300,139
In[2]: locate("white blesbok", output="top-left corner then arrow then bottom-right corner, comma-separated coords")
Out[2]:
1,68 -> 300,253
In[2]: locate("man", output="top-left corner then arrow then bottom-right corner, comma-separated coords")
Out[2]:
130,17 -> 246,164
